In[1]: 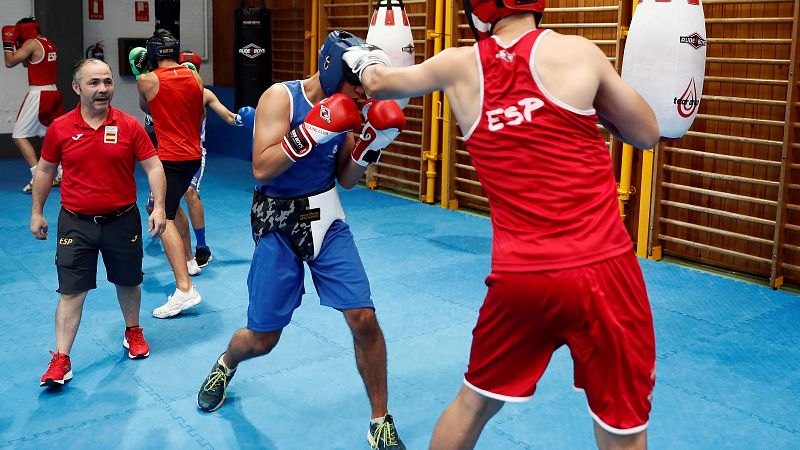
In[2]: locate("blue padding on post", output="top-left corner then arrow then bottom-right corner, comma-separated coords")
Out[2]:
204,86 -> 253,161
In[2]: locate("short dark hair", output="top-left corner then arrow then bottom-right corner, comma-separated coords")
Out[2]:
16,17 -> 36,25
72,58 -> 107,84
151,28 -> 174,42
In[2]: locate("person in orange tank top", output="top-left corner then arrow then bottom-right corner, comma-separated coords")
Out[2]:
343,1 -> 661,449
2,17 -> 64,192
135,29 -> 205,319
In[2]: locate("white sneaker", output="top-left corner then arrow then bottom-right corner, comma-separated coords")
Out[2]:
22,177 -> 33,193
187,258 -> 202,276
152,286 -> 201,319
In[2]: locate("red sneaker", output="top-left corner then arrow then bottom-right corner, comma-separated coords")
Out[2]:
40,351 -> 72,387
123,327 -> 150,359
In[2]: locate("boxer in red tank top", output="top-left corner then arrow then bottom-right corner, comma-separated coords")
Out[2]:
136,29 -> 205,319
345,1 -> 660,448
2,17 -> 64,192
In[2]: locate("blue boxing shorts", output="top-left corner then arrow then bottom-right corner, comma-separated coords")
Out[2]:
246,219 -> 373,332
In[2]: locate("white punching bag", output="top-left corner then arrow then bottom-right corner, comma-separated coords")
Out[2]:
367,0 -> 415,108
621,0 -> 707,139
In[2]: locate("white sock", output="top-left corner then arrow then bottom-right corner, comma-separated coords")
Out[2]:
29,165 -> 36,176
218,354 -> 236,374
370,416 -> 385,426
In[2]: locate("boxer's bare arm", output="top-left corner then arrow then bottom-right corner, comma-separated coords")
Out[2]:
592,44 -> 659,149
360,46 -> 481,134
335,132 -> 366,189
4,38 -> 36,68
204,88 -> 236,125
137,72 -> 158,114
252,84 -> 294,183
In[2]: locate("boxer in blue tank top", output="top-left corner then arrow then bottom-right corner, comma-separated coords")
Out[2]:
196,31 -> 406,450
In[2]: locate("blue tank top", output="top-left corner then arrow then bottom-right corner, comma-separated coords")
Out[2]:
257,80 -> 345,198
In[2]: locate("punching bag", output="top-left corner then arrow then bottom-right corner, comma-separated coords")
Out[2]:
155,0 -> 180,39
234,0 -> 271,110
621,0 -> 707,139
367,0 -> 415,109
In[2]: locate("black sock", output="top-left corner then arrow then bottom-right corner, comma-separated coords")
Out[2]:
126,325 -> 139,330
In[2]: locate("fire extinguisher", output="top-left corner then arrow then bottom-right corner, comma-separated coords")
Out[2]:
86,42 -> 104,61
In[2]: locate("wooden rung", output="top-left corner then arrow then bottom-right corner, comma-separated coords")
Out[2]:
375,161 -> 419,175
703,76 -> 787,86
663,165 -> 779,187
373,173 -> 419,186
541,23 -> 618,29
785,203 -> 800,211
543,6 -> 619,13
783,243 -> 800,253
706,57 -> 790,65
780,262 -> 800,273
695,114 -> 784,127
703,0 -> 794,4
454,163 -> 477,172
657,235 -> 772,264
660,200 -> 776,226
388,141 -> 422,149
380,151 -> 420,162
705,17 -> 794,24
786,223 -> 800,232
682,130 -> 783,147
454,176 -> 482,188
703,95 -> 785,107
659,217 -> 774,245
706,38 -> 793,45
661,182 -> 778,207
454,190 -> 489,203
324,2 -> 374,7
664,146 -> 781,166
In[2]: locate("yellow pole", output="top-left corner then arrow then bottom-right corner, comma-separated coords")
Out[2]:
618,143 -> 634,218
424,0 -> 445,204
438,0 -> 454,208
309,0 -> 319,75
637,148 -> 657,258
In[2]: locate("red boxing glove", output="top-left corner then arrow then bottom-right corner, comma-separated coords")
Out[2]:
352,100 -> 406,167
281,93 -> 361,162
2,25 -> 20,52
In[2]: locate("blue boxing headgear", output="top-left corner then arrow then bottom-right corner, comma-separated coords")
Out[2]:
146,29 -> 180,68
318,30 -> 365,97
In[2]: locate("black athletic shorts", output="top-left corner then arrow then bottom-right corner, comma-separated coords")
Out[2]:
162,159 -> 202,220
55,204 -> 144,294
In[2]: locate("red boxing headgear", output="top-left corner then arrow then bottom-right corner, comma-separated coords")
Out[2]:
463,0 -> 545,41
179,51 -> 201,70
16,18 -> 40,41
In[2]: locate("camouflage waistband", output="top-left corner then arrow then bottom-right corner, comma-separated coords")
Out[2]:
250,189 -> 322,261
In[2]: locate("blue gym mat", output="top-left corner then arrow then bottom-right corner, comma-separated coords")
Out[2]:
1,154 -> 798,449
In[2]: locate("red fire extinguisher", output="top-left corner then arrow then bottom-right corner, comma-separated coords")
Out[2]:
86,42 -> 104,61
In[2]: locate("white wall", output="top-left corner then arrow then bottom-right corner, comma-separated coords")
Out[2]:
0,0 -> 37,134
82,0 -> 214,121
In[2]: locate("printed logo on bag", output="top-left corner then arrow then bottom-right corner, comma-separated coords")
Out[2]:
401,44 -> 415,55
679,33 -> 707,50
319,104 -> 332,124
239,43 -> 266,59
674,78 -> 700,118
104,126 -> 118,144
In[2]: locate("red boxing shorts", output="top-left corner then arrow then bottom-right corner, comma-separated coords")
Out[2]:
13,85 -> 63,138
464,251 -> 656,435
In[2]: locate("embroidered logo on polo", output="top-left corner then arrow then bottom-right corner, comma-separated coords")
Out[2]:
104,126 -> 118,144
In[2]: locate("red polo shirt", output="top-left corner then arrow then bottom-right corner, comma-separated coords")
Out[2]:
41,105 -> 157,215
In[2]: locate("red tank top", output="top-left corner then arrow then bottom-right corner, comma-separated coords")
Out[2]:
28,37 -> 58,86
148,65 -> 203,160
465,29 -> 633,272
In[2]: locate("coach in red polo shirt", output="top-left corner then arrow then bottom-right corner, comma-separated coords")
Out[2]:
29,58 -> 167,388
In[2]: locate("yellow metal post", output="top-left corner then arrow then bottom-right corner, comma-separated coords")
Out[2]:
618,143 -> 634,218
636,149 -> 657,258
439,0 -> 456,209
424,0 -> 445,204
